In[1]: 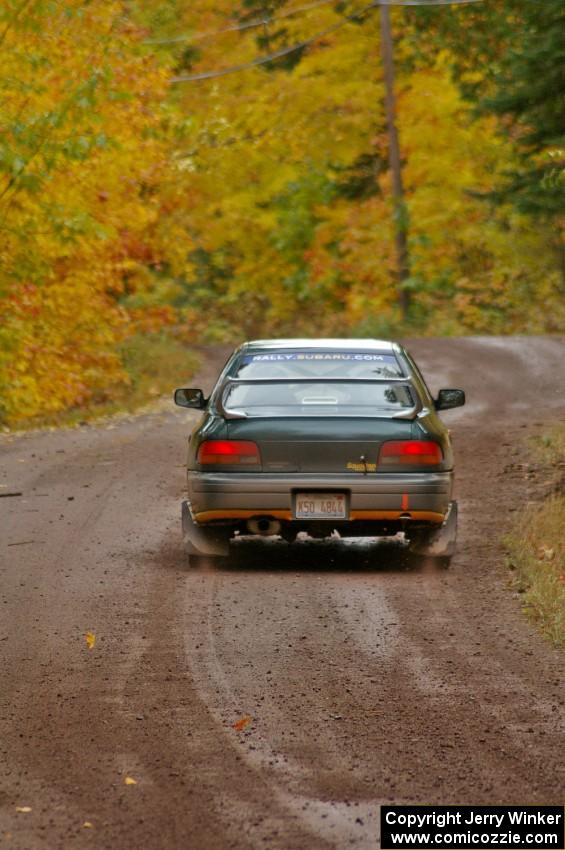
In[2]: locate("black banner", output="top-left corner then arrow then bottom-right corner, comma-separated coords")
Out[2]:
381,806 -> 564,850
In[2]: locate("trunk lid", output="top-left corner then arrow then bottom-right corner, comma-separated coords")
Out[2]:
226,418 -> 414,473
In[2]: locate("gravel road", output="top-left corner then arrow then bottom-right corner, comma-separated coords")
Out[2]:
1,336 -> 564,850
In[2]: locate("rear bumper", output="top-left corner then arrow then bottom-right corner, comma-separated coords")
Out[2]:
187,470 -> 453,524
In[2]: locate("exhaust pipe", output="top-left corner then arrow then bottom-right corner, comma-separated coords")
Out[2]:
246,517 -> 282,536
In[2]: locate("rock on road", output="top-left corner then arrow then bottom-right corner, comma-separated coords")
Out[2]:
1,336 -> 564,850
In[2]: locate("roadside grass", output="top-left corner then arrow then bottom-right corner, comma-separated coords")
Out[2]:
505,423 -> 565,649
528,423 -> 565,467
5,332 -> 200,432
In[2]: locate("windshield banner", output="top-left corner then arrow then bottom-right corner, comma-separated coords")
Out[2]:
242,352 -> 398,363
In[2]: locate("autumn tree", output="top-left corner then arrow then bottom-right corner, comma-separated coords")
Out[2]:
2,0 -> 563,426
0,0 -> 185,424
156,1 -> 564,336
412,0 -> 565,282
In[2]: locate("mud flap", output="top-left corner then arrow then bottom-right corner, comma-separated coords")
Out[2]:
409,500 -> 458,558
181,501 -> 230,557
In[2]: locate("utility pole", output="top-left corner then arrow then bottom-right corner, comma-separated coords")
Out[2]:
379,3 -> 410,319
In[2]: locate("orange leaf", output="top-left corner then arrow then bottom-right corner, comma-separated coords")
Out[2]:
232,715 -> 252,732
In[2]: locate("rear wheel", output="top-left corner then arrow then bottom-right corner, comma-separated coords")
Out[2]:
435,555 -> 451,570
182,501 -> 232,566
406,501 -> 458,567
407,530 -> 450,567
187,553 -> 228,569
408,528 -> 438,549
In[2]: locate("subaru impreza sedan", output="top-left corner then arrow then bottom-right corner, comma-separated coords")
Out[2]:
174,339 -> 465,566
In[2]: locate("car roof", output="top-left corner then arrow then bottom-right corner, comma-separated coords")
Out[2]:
243,338 -> 398,352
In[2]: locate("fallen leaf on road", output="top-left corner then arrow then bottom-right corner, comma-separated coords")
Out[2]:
85,632 -> 96,650
15,806 -> 32,813
232,715 -> 252,732
83,821 -> 93,828
124,776 -> 137,785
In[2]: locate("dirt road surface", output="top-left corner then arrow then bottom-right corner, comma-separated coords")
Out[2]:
1,336 -> 564,850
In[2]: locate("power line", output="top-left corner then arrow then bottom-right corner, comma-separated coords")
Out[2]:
170,0 -> 483,84
145,0 -> 336,45
171,2 -> 375,83
159,0 -> 481,47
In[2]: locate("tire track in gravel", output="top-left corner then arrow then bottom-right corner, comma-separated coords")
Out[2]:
0,337 -> 563,850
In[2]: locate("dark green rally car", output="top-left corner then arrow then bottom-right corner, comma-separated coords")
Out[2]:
174,339 -> 465,565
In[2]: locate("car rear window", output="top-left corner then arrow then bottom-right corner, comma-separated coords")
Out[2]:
222,380 -> 415,418
236,351 -> 404,379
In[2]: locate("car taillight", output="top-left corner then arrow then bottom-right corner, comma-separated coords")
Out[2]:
197,440 -> 261,465
378,440 -> 443,466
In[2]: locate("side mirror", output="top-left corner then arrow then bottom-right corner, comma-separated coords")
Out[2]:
435,389 -> 465,411
174,388 -> 206,409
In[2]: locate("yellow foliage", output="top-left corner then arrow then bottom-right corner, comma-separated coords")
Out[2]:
1,1 -> 563,427
0,1 -> 185,424
164,7 -> 564,337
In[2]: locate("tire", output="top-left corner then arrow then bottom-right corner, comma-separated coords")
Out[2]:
187,553 -> 232,569
187,554 -> 206,569
435,555 -> 451,570
407,528 -> 437,550
187,554 -> 208,569
407,536 -> 452,569
407,501 -> 458,563
407,532 -> 451,568
182,501 -> 231,560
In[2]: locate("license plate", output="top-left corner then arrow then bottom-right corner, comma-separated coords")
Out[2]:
295,493 -> 347,520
